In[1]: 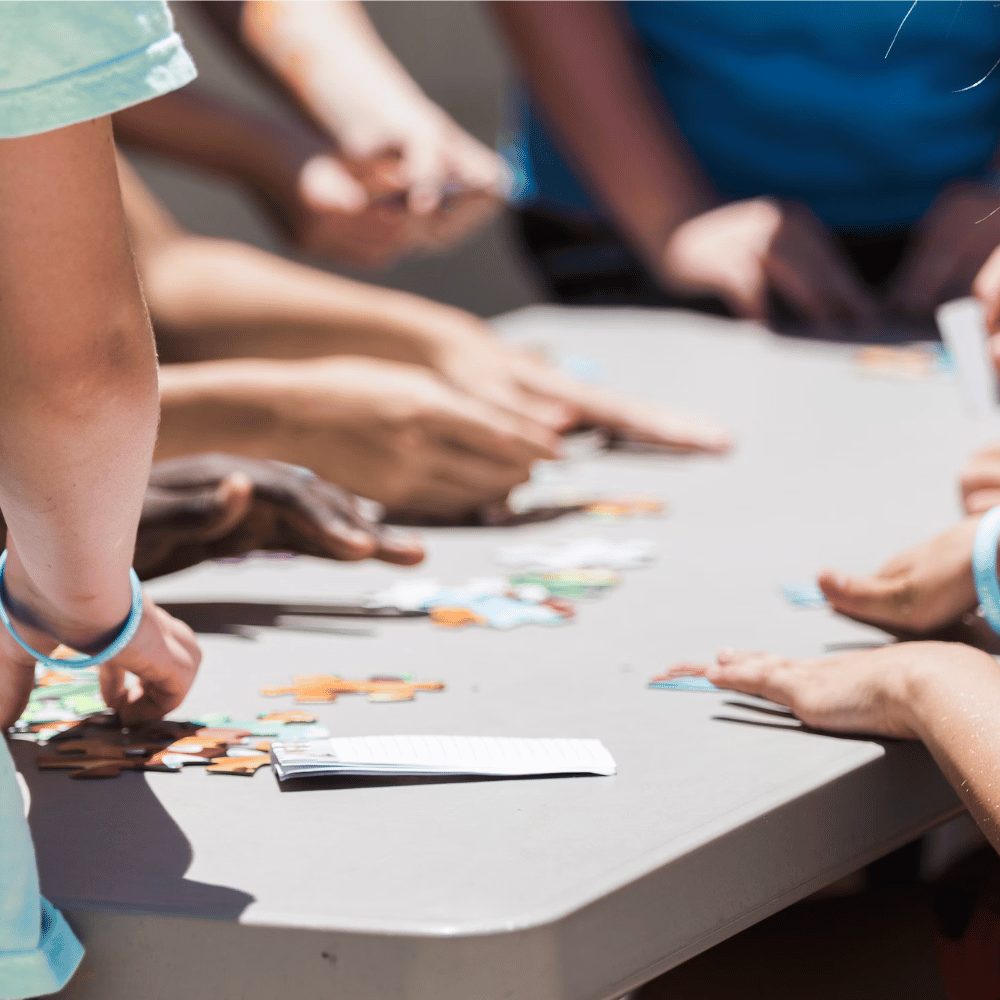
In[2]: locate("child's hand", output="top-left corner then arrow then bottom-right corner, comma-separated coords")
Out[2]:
0,638 -> 36,731
97,596 -> 200,726
816,517 -> 980,635
671,642 -> 994,740
961,444 -> 1000,513
425,317 -> 733,454
260,357 -> 558,521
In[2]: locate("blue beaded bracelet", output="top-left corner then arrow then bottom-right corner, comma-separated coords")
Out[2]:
973,506 -> 1000,635
0,550 -> 143,669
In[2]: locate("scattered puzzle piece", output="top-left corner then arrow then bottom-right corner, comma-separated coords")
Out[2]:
584,497 -> 665,520
262,674 -> 444,705
649,668 -> 718,693
430,607 -> 485,628
508,569 -> 621,599
781,582 -> 827,609
855,344 -> 952,380
496,537 -> 655,571
259,710 -> 317,725
205,755 -> 271,776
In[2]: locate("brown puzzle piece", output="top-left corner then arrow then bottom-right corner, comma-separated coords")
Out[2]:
37,720 -> 259,779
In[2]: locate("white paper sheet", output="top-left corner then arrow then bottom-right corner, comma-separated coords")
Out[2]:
937,297 -> 999,415
270,735 -> 617,781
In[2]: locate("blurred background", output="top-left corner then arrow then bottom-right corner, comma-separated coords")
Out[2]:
133,1 -> 539,318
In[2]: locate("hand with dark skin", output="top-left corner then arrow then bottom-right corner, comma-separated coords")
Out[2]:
0,455 -> 425,585
138,455 -> 426,578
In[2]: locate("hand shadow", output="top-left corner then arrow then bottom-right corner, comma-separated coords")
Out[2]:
712,699 -> 901,744
158,600 -> 425,637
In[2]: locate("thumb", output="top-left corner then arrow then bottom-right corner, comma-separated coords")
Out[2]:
298,154 -> 369,214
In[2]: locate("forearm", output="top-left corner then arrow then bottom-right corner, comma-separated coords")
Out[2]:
909,656 -> 1000,852
114,87 -> 318,207
493,1 -> 715,260
237,0 -> 435,145
0,121 -> 158,644
144,234 -> 472,365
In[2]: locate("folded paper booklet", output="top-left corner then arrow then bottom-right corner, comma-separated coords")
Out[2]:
270,735 -> 617,781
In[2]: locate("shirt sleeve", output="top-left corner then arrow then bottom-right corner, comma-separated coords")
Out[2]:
0,1 -> 197,139
0,745 -> 83,999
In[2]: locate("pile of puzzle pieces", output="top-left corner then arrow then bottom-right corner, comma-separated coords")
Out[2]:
15,711 -> 329,779
367,537 -> 655,631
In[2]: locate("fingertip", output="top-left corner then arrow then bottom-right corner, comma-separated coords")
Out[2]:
299,155 -> 368,214
218,472 -> 253,513
408,186 -> 441,215
817,570 -> 848,598
329,526 -> 379,561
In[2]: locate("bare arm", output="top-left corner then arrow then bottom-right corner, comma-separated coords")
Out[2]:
0,120 -> 158,647
119,157 -> 474,366
910,662 -> 1000,853
492,0 -> 715,261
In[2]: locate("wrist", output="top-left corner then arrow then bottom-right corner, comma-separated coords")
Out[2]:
2,544 -> 133,654
631,188 -> 719,272
899,644 -> 999,740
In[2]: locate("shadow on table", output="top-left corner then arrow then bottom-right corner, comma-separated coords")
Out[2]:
276,772 -> 583,793
712,699 -> 894,744
159,600 -> 428,638
11,739 -> 254,920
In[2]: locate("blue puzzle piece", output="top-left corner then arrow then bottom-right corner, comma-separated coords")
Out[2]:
467,595 -> 567,630
649,676 -> 719,692
781,582 -> 827,609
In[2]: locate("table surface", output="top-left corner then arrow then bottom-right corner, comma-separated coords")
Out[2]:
27,308 -> 1000,1000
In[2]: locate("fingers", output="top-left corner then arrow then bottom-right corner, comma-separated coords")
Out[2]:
402,137 -> 447,214
817,569 -> 908,622
141,474 -> 254,543
445,133 -> 508,194
973,247 -> 1000,333
767,216 -> 878,325
718,265 -> 770,322
369,525 -> 426,566
298,154 -> 369,214
706,650 -> 797,705
113,607 -> 201,726
961,451 -> 1000,511
966,488 -> 1000,514
428,395 -> 561,464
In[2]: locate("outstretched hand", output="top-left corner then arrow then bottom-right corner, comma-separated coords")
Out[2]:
138,454 -> 425,579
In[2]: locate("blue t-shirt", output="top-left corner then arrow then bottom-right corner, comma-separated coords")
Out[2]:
512,1 -> 1000,230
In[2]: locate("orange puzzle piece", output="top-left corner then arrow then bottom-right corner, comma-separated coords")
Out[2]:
261,674 -> 445,705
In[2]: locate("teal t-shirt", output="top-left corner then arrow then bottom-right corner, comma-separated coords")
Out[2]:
512,1 -> 1000,230
0,0 -> 196,138
0,3 -> 195,996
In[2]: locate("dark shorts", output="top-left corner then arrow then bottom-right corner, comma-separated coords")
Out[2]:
514,205 -> 912,313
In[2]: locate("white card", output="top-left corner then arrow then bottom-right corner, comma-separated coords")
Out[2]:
270,735 -> 617,782
937,297 -> 999,415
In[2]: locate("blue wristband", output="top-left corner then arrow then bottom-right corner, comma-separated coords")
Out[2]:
973,506 -> 1000,634
0,550 -> 143,669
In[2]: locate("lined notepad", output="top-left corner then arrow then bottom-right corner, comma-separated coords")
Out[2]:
270,735 -> 617,781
